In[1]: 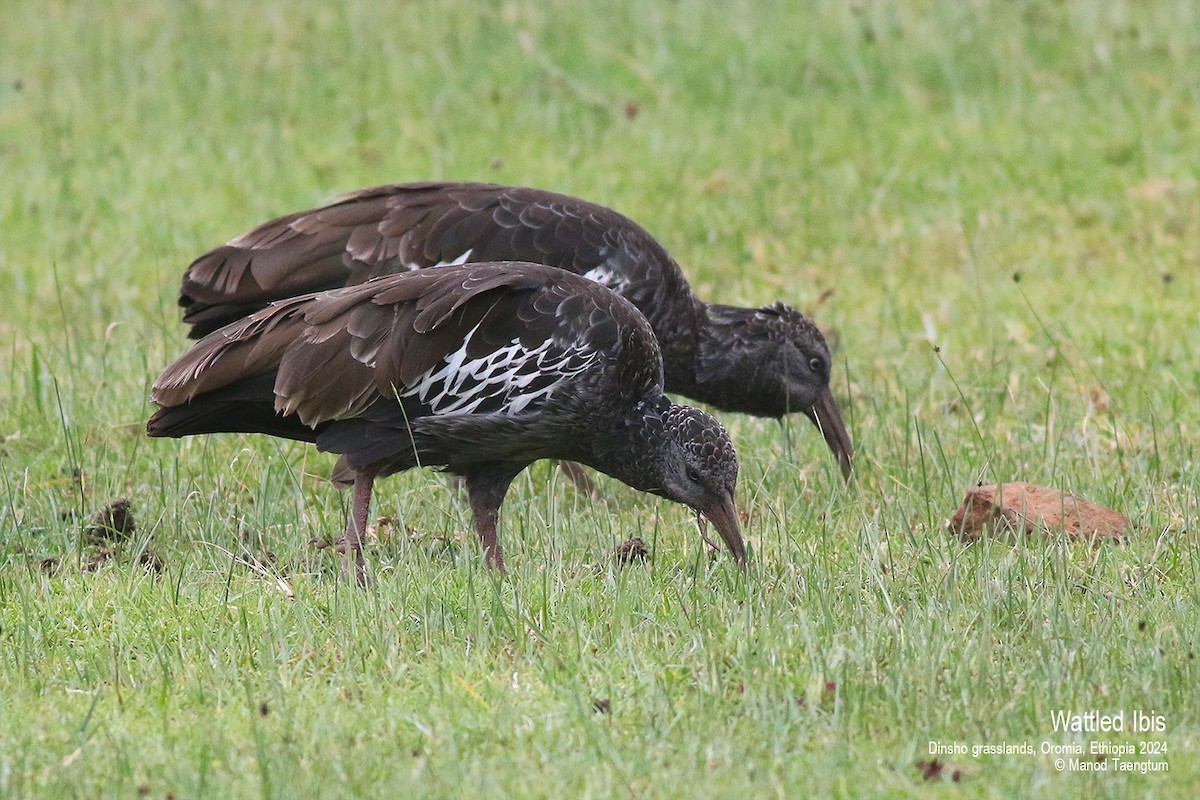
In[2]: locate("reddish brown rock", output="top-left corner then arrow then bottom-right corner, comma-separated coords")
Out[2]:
949,482 -> 1129,543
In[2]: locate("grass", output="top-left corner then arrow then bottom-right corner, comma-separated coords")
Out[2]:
1,0 -> 1198,796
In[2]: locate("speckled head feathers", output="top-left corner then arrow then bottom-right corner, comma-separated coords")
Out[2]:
756,301 -> 828,348
662,404 -> 738,491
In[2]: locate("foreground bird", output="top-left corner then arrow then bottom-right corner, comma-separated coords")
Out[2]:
148,262 -> 743,583
179,182 -> 853,479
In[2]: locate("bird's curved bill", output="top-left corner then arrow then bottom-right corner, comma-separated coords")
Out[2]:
703,491 -> 745,564
804,386 -> 853,481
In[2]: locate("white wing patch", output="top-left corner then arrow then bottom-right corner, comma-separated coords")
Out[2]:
406,325 -> 598,417
403,249 -> 475,271
582,259 -> 631,294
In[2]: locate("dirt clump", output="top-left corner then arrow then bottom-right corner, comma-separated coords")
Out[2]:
915,759 -> 963,783
949,482 -> 1128,542
614,537 -> 648,566
138,549 -> 166,573
85,498 -> 136,544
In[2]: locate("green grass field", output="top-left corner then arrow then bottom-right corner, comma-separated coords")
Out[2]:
2,1 -> 1198,796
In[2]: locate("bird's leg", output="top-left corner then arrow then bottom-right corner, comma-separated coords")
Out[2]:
464,466 -> 524,572
337,468 -> 376,586
557,460 -> 598,499
472,501 -> 505,572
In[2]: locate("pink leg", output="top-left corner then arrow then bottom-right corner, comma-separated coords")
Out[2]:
338,470 -> 375,586
464,467 -> 522,572
471,502 -> 506,572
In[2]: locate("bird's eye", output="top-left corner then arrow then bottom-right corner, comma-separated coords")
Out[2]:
685,467 -> 702,484
809,357 -> 824,374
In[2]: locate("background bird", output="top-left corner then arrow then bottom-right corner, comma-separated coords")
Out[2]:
178,181 -> 853,479
149,262 -> 743,583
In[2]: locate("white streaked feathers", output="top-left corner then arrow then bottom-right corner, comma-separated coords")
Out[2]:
260,315 -> 599,422
271,329 -> 595,426
408,326 -> 598,417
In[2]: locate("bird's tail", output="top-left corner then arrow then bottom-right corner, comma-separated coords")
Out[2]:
146,376 -> 319,443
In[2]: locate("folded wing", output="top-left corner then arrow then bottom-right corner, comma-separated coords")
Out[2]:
181,182 -> 692,338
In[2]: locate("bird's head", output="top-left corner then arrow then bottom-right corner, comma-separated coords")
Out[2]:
593,398 -> 744,562
652,404 -> 744,563
699,302 -> 852,480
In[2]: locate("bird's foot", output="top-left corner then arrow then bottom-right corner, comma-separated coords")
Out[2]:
484,546 -> 507,573
309,535 -> 371,586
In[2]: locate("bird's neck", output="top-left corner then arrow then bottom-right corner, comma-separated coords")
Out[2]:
671,303 -> 766,412
585,397 -> 672,495
649,296 -> 704,392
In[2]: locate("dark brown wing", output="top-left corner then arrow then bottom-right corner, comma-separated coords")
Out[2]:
151,262 -> 662,444
180,182 -> 699,339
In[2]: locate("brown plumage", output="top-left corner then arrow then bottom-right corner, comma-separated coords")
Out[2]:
149,262 -> 743,583
178,182 -> 853,479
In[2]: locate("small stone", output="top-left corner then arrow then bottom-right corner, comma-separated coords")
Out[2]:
949,482 -> 1128,542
